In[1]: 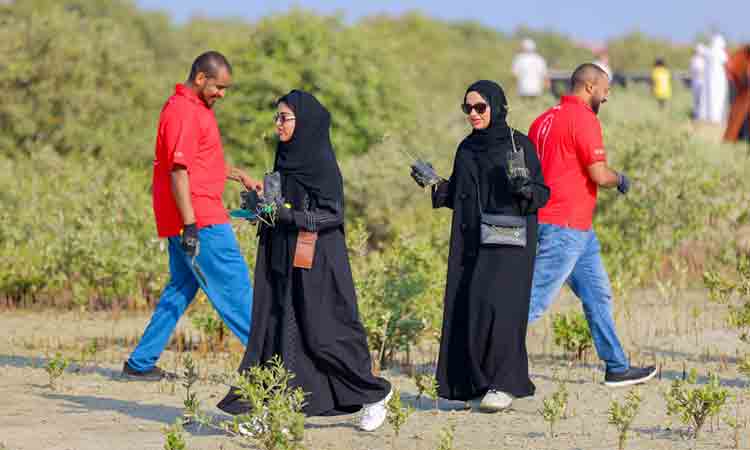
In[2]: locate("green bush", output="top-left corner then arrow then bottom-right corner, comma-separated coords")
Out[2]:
217,10 -> 414,169
0,0 -> 180,162
665,371 -> 729,439
552,312 -> 593,360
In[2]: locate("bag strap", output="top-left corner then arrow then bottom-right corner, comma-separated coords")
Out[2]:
509,127 -> 519,153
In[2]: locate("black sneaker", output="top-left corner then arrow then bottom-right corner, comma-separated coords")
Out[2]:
604,366 -> 658,387
121,361 -> 167,381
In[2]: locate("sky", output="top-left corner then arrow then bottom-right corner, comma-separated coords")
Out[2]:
135,0 -> 750,45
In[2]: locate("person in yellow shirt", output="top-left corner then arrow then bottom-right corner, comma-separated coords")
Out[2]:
652,58 -> 672,109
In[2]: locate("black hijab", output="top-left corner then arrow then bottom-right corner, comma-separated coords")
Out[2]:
458,80 -> 519,214
270,90 -> 343,275
274,90 -> 344,207
460,80 -> 513,151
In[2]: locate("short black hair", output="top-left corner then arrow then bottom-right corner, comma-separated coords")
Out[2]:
654,58 -> 665,66
188,51 -> 232,81
570,63 -> 607,90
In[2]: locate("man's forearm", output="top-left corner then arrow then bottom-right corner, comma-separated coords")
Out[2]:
588,162 -> 620,188
171,168 -> 196,225
597,169 -> 620,188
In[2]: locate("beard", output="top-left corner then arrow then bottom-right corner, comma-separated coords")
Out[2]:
591,97 -> 602,115
198,90 -> 216,108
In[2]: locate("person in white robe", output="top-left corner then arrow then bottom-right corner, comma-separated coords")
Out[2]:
690,43 -> 708,120
705,34 -> 729,123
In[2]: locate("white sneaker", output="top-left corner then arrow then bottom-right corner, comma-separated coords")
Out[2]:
238,409 -> 269,436
359,389 -> 393,432
479,390 -> 513,412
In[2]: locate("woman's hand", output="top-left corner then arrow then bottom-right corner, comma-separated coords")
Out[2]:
241,174 -> 263,193
230,167 -> 263,193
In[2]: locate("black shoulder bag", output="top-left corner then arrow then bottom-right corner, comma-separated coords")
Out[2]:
478,128 -> 527,247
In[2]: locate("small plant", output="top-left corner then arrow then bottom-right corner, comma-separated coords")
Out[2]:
739,355 -> 750,379
664,370 -> 729,439
538,377 -> 569,437
386,387 -> 414,439
607,388 -> 643,450
181,354 -> 206,425
79,338 -> 99,368
191,309 -> 226,352
436,422 -> 456,450
552,312 -> 593,360
704,255 -> 750,342
230,355 -> 306,450
162,420 -> 187,450
45,353 -> 70,390
723,392 -> 747,450
414,372 -> 439,410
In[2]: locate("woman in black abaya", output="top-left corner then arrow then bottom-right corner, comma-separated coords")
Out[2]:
218,90 -> 391,431
417,80 -> 549,411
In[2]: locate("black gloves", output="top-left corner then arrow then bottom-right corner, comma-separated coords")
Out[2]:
181,223 -> 199,257
276,201 -> 294,225
509,175 -> 533,199
617,172 -> 631,195
410,160 -> 442,188
240,190 -> 261,212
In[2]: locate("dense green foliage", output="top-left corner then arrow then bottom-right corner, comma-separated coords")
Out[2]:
608,32 -> 693,72
2,1 -> 749,363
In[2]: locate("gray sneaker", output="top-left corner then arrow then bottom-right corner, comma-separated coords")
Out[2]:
604,366 -> 657,387
479,390 -> 513,412
121,361 -> 167,381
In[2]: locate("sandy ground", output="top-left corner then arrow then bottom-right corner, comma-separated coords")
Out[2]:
1,289 -> 749,450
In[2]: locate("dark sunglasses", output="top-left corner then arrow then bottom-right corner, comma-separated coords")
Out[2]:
461,102 -> 488,115
273,113 -> 296,124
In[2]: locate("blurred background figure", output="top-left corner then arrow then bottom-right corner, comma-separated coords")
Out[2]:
706,33 -> 729,123
724,45 -> 750,143
593,49 -> 612,80
651,58 -> 672,109
690,44 -> 708,120
512,38 -> 549,98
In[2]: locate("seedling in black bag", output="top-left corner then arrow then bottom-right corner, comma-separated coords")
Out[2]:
399,147 -> 444,188
506,128 -> 531,195
411,159 -> 443,188
230,172 -> 283,227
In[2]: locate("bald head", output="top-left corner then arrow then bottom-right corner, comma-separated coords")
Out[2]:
570,63 -> 608,92
569,63 -> 610,114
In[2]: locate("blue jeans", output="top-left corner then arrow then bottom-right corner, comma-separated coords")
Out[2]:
128,223 -> 253,372
528,223 -> 629,373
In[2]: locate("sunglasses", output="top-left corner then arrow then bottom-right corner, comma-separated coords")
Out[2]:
461,102 -> 488,115
273,113 -> 296,124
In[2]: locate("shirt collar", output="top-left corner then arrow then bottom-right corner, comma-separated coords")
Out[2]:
561,95 -> 594,113
174,84 -> 208,108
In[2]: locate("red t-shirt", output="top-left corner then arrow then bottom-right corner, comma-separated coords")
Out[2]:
528,95 -> 607,230
152,84 -> 228,237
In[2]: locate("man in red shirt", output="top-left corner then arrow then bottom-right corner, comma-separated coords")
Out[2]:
123,51 -> 261,379
527,63 -> 656,387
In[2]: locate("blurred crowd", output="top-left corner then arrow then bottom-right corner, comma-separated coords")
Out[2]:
512,35 -> 750,143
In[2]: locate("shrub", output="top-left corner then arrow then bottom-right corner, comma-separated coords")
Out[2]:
552,312 -> 593,360
162,420 -> 187,450
608,388 -> 643,450
538,377 -> 569,437
230,355 -> 306,450
664,371 -> 729,439
45,353 -> 70,390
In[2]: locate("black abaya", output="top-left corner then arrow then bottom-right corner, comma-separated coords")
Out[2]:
218,91 -> 390,417
434,81 -> 550,401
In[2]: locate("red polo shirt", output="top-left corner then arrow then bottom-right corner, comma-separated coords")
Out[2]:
528,95 -> 607,230
152,84 -> 228,237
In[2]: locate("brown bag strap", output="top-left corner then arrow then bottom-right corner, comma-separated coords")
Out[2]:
293,231 -> 318,269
